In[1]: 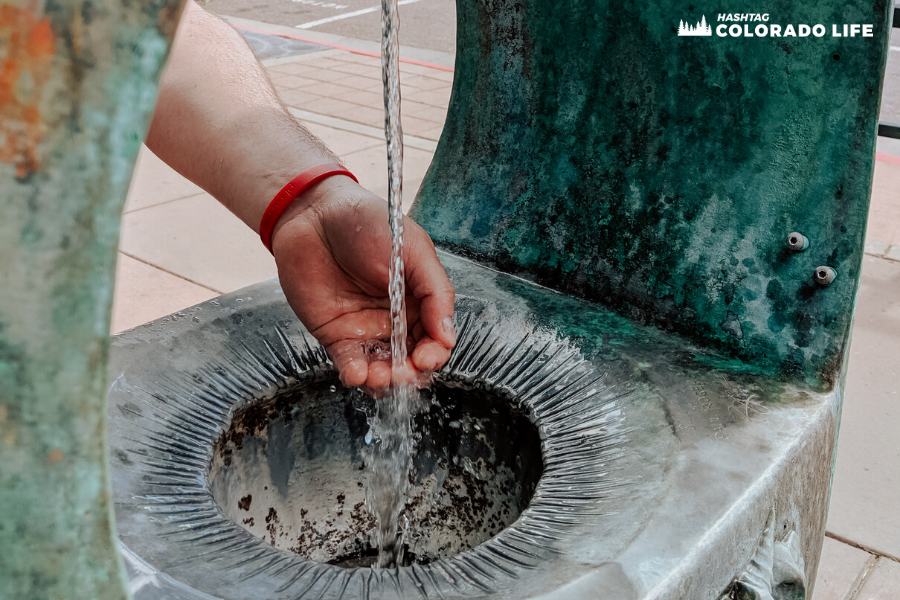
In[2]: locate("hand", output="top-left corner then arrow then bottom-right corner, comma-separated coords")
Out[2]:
270,176 -> 456,395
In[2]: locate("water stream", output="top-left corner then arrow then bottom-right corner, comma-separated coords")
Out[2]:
369,0 -> 415,569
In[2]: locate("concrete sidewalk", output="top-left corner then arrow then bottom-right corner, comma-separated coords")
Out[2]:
112,19 -> 900,599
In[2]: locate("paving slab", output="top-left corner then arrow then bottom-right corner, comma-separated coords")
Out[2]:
119,193 -> 277,294
269,73 -> 322,90
813,537 -> 874,600
302,120 -> 384,157
123,146 -> 205,213
878,28 -> 900,123
277,87 -> 324,107
335,88 -> 385,109
403,86 -> 452,107
856,557 -> 900,600
864,239 -> 890,258
876,136 -> 900,158
341,142 -> 435,201
261,48 -> 345,68
884,245 -> 900,262
111,253 -> 218,334
287,107 -> 437,151
867,160 -> 900,247
827,255 -> 900,560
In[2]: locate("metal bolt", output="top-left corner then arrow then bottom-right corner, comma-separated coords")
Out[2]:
813,266 -> 836,286
785,232 -> 809,252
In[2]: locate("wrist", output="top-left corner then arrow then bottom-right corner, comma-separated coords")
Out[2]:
269,174 -> 360,253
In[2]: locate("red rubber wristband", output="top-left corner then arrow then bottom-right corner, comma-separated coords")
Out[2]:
259,163 -> 358,253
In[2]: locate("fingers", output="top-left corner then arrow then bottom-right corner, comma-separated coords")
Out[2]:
366,359 -> 392,390
322,306 -> 449,395
329,340 -> 369,388
404,225 -> 456,350
328,339 -> 393,394
328,333 -> 446,394
382,358 -> 408,386
410,335 -> 452,373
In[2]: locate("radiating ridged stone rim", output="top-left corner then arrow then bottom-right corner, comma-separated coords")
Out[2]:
110,297 -> 630,600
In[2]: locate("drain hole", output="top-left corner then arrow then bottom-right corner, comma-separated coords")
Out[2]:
327,546 -> 424,568
327,547 -> 381,569
209,379 -> 543,567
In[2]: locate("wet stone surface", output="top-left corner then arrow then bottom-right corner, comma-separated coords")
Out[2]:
209,379 -> 543,566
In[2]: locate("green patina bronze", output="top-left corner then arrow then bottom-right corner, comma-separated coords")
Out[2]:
411,0 -> 893,387
0,0 -> 183,597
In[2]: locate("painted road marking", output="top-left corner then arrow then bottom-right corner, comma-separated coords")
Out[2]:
290,0 -> 350,9
296,0 -> 426,29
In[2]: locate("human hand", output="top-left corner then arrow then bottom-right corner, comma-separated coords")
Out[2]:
270,176 -> 456,396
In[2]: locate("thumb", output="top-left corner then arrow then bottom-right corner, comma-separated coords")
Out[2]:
404,222 -> 456,349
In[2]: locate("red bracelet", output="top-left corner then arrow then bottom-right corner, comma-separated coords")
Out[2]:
259,163 -> 358,253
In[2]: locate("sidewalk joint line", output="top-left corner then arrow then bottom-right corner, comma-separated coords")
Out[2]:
287,106 -> 439,151
118,251 -> 225,295
261,47 -> 345,67
846,555 -> 880,600
122,191 -> 208,216
825,531 -> 900,564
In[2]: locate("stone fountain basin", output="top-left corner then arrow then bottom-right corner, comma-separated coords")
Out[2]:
108,251 -> 836,599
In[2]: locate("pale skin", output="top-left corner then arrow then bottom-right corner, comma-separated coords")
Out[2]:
146,0 -> 456,393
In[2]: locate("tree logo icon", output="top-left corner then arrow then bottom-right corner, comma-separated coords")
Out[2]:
678,16 -> 713,36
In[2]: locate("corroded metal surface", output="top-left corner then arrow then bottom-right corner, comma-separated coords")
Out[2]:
411,0 -> 892,385
0,0 -> 184,597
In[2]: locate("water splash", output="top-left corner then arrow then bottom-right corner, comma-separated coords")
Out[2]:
368,387 -> 413,568
371,0 -> 415,568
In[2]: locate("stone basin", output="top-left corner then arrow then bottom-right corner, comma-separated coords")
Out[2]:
108,251 -> 834,600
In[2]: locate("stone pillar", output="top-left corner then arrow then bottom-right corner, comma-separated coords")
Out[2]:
0,0 -> 184,597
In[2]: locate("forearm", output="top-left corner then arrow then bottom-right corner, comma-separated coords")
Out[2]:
146,0 -> 338,231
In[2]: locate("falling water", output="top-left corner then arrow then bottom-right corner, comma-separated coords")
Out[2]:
369,0 -> 414,568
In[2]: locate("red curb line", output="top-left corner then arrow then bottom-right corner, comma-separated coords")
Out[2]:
236,24 -> 455,72
876,151 -> 900,167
